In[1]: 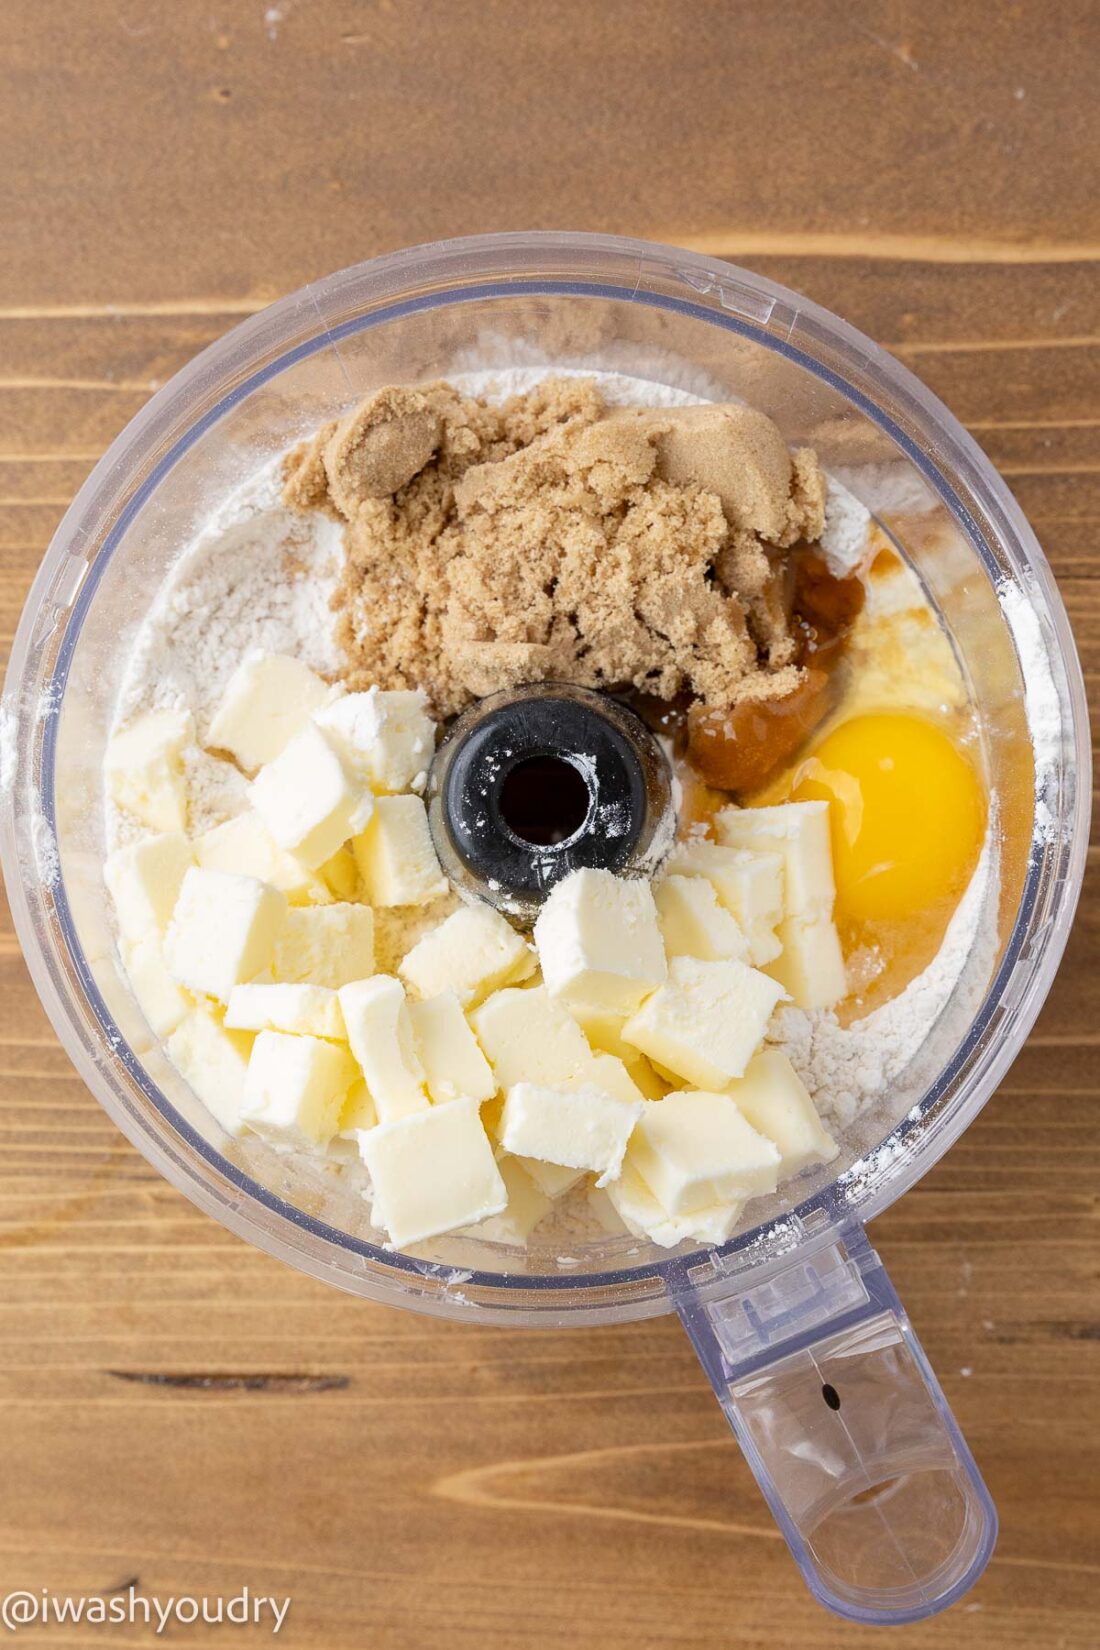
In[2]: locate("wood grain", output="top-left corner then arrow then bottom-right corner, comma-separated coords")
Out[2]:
0,2 -> 1097,1645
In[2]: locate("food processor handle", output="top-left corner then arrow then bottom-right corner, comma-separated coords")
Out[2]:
674,1223 -> 997,1625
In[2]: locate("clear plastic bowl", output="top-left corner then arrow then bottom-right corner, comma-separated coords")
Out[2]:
0,233 -> 1088,1625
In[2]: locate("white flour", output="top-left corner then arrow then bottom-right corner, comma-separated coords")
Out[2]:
114,459 -> 344,735
773,836 -> 995,1128
819,481 -> 873,575
109,459 -> 343,847
997,577 -> 1064,844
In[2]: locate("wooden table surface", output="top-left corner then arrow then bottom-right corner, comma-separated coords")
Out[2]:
1,3 -> 1096,1645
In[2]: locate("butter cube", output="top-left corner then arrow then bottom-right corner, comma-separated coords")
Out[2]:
167,1007 -> 254,1136
241,1029 -> 358,1148
105,832 -> 193,943
400,904 -> 534,1006
665,841 -> 783,966
743,919 -> 783,968
357,1097 -> 507,1247
225,982 -> 346,1040
105,708 -> 193,833
315,687 -> 435,795
715,801 -> 836,918
565,1004 -> 668,1098
193,811 -> 329,905
339,1079 -> 378,1133
352,795 -> 447,907
471,985 -> 593,1091
620,1057 -> 670,1101
655,874 -> 748,963
582,1053 -> 647,1106
460,1155 -> 552,1246
606,1162 -> 744,1250
765,915 -> 847,1010
271,902 -> 374,989
622,956 -> 785,1089
627,1089 -> 779,1213
728,1050 -> 838,1178
666,841 -> 783,924
501,1080 -> 642,1185
586,1184 -> 632,1236
339,976 -> 429,1123
206,652 -> 336,774
407,992 -> 496,1104
249,723 -> 374,870
123,936 -> 193,1037
533,868 -> 667,1014
318,845 -> 361,902
567,1003 -> 634,1058
164,867 -> 287,1003
516,1157 -> 587,1199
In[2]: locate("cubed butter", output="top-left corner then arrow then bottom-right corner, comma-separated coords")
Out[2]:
192,811 -> 329,905
167,1007 -> 254,1137
460,1155 -> 552,1246
471,985 -> 593,1091
105,708 -> 193,833
338,976 -> 429,1122
249,722 -> 374,869
742,919 -> 783,968
586,1183 -> 632,1237
407,991 -> 496,1104
357,1097 -> 507,1247
666,841 -> 783,924
225,982 -> 346,1040
123,936 -> 193,1037
606,1162 -> 744,1250
400,904 -> 535,1006
766,916 -> 847,1010
271,902 -> 375,989
240,1029 -> 358,1148
566,1003 -> 633,1059
655,874 -> 748,963
339,1079 -> 378,1133
352,794 -> 446,907
206,652 -> 336,774
318,845 -> 360,902
515,1157 -> 587,1199
533,868 -> 667,1014
164,867 -> 287,1003
315,687 -> 435,794
501,1080 -> 642,1185
728,1050 -> 838,1178
622,956 -> 785,1089
105,832 -> 193,943
627,1089 -> 779,1213
580,1053 -> 647,1106
620,1056 -> 670,1101
565,1004 -> 669,1098
715,801 -> 836,918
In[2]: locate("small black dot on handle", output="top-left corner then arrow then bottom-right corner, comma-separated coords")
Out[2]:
822,1383 -> 841,1410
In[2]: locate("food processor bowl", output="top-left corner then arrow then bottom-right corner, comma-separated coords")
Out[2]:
1,233 -> 1088,1624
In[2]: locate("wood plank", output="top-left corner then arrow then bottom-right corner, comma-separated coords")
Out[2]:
1,1 -> 1099,308
0,0 -> 1097,1644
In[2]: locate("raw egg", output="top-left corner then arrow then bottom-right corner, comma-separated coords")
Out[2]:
790,712 -> 985,925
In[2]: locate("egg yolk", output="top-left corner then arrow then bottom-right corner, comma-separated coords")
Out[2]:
790,713 -> 985,925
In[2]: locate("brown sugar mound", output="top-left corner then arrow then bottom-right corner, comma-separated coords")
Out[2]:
283,378 -> 827,719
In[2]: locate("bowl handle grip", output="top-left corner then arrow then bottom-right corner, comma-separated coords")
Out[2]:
675,1223 -> 997,1624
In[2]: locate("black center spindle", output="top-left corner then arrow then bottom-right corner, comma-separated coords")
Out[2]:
426,684 -> 675,923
